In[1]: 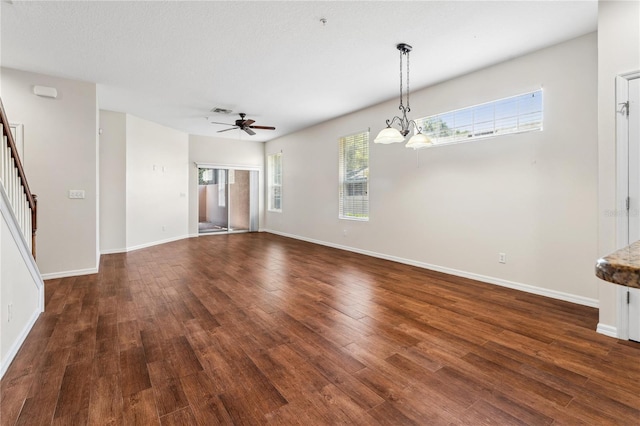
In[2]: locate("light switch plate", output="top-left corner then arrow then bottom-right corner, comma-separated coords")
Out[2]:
68,190 -> 85,199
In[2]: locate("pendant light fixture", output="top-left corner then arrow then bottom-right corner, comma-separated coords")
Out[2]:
374,43 -> 432,149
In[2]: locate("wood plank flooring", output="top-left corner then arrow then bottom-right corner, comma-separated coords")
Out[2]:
1,233 -> 639,425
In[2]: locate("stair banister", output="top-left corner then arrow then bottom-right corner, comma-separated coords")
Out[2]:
0,98 -> 37,259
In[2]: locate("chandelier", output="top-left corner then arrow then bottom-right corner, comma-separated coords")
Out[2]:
374,43 -> 432,149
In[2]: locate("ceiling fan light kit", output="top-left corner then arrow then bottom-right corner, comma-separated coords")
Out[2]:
374,43 -> 432,149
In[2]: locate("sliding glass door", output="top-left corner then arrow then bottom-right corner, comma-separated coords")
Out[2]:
198,167 -> 258,234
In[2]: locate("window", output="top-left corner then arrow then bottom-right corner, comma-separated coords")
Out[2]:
415,89 -> 543,146
339,131 -> 369,220
268,153 -> 282,212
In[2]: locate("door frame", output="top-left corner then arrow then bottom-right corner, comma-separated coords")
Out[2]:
195,162 -> 262,235
615,70 -> 640,340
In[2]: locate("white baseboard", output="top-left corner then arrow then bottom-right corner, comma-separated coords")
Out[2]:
41,267 -> 99,280
100,234 -> 192,256
263,229 -> 599,308
0,308 -> 40,379
100,247 -> 127,255
126,234 -> 191,252
596,323 -> 618,338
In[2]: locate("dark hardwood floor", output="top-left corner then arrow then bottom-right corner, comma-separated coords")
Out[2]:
1,233 -> 639,425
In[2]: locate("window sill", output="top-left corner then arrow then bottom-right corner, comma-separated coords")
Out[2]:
339,216 -> 369,222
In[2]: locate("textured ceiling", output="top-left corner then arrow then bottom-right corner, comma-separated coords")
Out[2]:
1,1 -> 597,142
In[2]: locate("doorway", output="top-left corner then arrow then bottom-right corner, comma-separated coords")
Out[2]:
198,167 -> 259,234
616,71 -> 640,341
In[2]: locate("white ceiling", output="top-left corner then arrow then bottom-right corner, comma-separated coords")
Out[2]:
1,1 -> 597,142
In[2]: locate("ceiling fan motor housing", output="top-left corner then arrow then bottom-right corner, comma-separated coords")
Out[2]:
212,113 -> 276,136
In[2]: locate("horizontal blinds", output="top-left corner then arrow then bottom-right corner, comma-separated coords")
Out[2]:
339,131 -> 369,220
268,153 -> 282,211
416,89 -> 543,145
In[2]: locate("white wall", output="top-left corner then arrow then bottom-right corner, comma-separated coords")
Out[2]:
125,114 -> 189,249
1,68 -> 98,277
597,0 -> 640,331
188,134 -> 264,235
99,110 -> 126,253
265,33 -> 599,306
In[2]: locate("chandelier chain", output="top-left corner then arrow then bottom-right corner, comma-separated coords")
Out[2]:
399,47 -> 404,110
406,48 -> 410,112
397,47 -> 411,112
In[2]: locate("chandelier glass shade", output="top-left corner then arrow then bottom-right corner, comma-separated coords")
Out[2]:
406,132 -> 432,149
373,127 -> 404,144
374,43 -> 431,149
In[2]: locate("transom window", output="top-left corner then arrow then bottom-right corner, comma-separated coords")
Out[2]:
415,89 -> 543,146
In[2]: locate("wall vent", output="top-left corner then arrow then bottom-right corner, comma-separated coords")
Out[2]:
210,107 -> 233,114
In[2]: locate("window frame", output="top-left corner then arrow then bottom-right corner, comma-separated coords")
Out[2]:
339,130 -> 370,221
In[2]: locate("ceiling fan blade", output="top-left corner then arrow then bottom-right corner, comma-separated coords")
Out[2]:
210,121 -> 235,126
243,119 -> 255,126
244,127 -> 256,136
217,127 -> 238,133
249,125 -> 276,130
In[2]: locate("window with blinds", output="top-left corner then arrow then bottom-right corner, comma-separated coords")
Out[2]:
339,131 -> 369,220
414,89 -> 543,146
268,153 -> 282,212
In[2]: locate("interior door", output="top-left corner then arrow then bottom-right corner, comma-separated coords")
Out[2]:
629,78 -> 640,244
630,288 -> 640,342
627,77 -> 640,342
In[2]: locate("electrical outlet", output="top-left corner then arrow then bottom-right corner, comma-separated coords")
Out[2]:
162,225 -> 166,231
499,253 -> 506,264
68,190 -> 85,199
8,303 -> 13,322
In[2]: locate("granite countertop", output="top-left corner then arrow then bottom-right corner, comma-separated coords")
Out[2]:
595,240 -> 640,289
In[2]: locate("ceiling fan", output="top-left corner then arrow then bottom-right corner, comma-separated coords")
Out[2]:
210,113 -> 276,136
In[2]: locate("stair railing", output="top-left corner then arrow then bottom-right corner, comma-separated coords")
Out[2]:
0,98 -> 37,259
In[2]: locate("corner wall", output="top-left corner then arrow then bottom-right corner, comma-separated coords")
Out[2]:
125,115 -> 189,250
1,68 -> 98,278
99,110 -> 126,253
99,112 -> 189,253
265,33 -> 599,306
